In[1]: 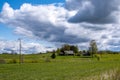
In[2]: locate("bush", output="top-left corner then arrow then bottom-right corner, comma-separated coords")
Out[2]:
94,55 -> 100,61
8,59 -> 17,64
45,57 -> 51,62
31,60 -> 38,63
0,59 -> 6,64
51,53 -> 56,59
76,53 -> 81,56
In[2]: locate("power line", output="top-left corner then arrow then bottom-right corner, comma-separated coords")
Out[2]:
18,38 -> 23,64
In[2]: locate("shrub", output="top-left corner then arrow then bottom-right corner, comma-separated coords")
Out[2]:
51,53 -> 56,59
8,59 -> 17,64
31,60 -> 38,63
0,59 -> 6,64
76,53 -> 81,56
45,57 -> 51,62
94,55 -> 100,61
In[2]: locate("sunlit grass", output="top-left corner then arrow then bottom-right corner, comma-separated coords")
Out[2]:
0,54 -> 120,80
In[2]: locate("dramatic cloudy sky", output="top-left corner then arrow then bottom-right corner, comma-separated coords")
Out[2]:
0,0 -> 120,53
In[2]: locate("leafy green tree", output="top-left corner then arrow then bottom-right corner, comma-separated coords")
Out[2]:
59,44 -> 79,55
56,48 -> 61,55
89,40 -> 98,57
51,50 -> 56,59
60,44 -> 70,52
63,44 -> 70,50
70,45 -> 79,53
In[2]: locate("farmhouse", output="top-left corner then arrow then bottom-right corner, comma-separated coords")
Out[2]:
82,51 -> 90,56
59,50 -> 74,55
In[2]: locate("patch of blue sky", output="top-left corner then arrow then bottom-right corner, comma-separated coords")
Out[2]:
0,23 -> 19,40
0,0 -> 65,11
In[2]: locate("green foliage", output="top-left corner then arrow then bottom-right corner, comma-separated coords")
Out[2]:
45,57 -> 51,62
31,60 -> 38,63
95,55 -> 100,61
70,45 -> 79,53
56,48 -> 61,55
8,59 -> 17,64
51,51 -> 56,59
61,44 -> 70,51
60,44 -> 79,54
0,59 -> 6,64
105,50 -> 119,54
89,40 -> 98,57
76,52 -> 81,56
98,50 -> 120,54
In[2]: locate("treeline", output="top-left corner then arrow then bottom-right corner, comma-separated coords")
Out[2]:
56,44 -> 79,53
98,50 -> 120,54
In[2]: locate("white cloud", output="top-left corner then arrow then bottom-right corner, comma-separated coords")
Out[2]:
0,2 -> 82,44
0,0 -> 120,52
0,39 -> 55,54
2,3 -> 14,17
14,27 -> 34,38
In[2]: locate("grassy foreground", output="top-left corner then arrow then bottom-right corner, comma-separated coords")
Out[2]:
0,54 -> 120,80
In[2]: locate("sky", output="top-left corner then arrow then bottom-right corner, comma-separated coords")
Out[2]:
0,0 -> 120,53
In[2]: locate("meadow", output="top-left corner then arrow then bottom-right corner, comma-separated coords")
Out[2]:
0,53 -> 120,80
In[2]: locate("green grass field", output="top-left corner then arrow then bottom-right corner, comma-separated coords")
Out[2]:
0,54 -> 120,80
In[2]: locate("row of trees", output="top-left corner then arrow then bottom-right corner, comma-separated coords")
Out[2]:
56,44 -> 79,54
55,40 -> 98,56
54,40 -> 119,57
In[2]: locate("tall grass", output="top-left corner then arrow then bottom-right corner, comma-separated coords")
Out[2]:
0,54 -> 120,80
82,68 -> 120,80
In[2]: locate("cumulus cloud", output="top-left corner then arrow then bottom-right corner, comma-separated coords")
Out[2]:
0,2 -> 85,44
0,39 -> 55,53
67,0 -> 120,24
65,0 -> 85,10
0,0 -> 120,51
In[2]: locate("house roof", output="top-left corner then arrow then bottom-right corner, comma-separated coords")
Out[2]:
64,51 -> 74,54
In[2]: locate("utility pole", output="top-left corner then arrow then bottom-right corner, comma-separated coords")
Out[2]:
18,38 -> 23,64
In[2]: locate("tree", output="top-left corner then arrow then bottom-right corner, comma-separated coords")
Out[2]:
62,44 -> 70,51
56,48 -> 61,55
60,44 -> 70,53
61,44 -> 79,53
89,40 -> 98,57
59,44 -> 79,56
70,45 -> 79,53
51,50 -> 56,59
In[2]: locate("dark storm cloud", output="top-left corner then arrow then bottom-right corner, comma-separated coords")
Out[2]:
17,17 -> 90,44
107,40 -> 120,46
67,0 -> 120,24
65,0 -> 85,10
81,23 -> 106,31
